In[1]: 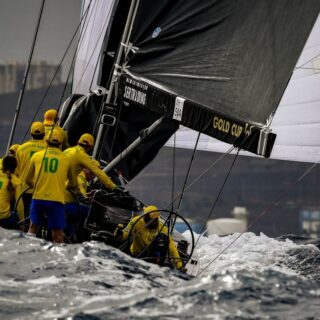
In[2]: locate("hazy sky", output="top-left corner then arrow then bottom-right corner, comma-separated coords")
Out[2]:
0,0 -> 82,76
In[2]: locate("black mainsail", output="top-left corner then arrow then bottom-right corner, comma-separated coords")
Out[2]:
117,0 -> 320,158
64,0 -> 320,180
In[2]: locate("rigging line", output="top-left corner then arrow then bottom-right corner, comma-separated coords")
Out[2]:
296,67 -> 320,71
58,37 -> 79,108
57,0 -> 97,109
296,52 -> 320,69
193,149 -> 240,251
176,131 -> 201,214
53,2 -> 96,126
58,66 -> 75,109
164,146 -> 235,210
21,0 -> 94,143
197,159 -> 319,277
25,2 -> 95,207
171,133 -> 176,212
7,0 -> 46,150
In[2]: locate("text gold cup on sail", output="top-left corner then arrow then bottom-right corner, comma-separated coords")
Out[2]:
213,116 -> 230,133
231,124 -> 243,138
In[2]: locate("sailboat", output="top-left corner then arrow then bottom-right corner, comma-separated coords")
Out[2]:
7,0 -> 320,273
57,0 -> 320,270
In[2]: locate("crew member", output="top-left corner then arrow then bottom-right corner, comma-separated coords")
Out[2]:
43,109 -> 68,150
117,205 -> 184,270
63,161 -> 100,242
0,144 -> 20,169
15,122 -> 47,219
0,156 -> 24,230
63,133 -> 117,191
25,129 -> 77,243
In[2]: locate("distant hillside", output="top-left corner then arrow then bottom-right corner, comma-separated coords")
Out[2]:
0,84 -> 70,155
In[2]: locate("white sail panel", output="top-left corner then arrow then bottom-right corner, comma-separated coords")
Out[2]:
167,15 -> 320,164
72,0 -> 114,95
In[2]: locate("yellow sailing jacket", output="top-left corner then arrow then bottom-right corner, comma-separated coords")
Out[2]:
122,216 -> 183,269
25,147 -> 76,203
44,125 -> 69,150
65,171 -> 88,204
0,171 -> 24,221
63,145 -> 116,190
15,139 -> 47,193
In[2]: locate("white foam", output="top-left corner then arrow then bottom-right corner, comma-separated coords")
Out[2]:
183,232 -> 310,277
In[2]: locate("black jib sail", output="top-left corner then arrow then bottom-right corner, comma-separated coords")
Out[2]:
112,0 -> 320,158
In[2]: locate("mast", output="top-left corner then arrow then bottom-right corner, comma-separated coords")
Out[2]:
6,0 -> 46,151
92,0 -> 140,159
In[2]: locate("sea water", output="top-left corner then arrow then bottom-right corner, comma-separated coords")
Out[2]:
0,228 -> 319,320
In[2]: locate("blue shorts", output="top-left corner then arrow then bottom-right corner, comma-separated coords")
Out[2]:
30,199 -> 65,230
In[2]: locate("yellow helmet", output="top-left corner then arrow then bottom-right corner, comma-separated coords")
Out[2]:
47,128 -> 63,144
43,109 -> 58,126
78,133 -> 95,147
8,144 -> 20,155
144,205 -> 160,219
30,121 -> 45,135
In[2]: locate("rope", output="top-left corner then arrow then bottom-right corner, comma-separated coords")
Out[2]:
57,0 -> 99,107
171,133 -> 176,212
21,0 -> 94,143
164,146 -> 235,210
194,149 -> 240,250
7,0 -> 46,149
176,132 -> 201,214
197,159 -> 319,277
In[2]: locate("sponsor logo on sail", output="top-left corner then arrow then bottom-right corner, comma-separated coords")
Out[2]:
123,86 -> 146,106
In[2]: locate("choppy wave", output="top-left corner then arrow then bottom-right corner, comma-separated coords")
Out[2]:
0,228 -> 319,320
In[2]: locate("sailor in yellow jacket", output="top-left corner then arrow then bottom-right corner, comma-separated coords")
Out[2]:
0,156 -> 24,230
25,129 -> 77,243
0,144 -> 20,170
119,205 -> 184,270
43,109 -> 69,150
15,122 -> 47,220
63,133 -> 117,191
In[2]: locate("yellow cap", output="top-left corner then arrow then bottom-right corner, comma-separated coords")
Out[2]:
78,133 -> 95,147
30,121 -> 45,135
43,109 -> 58,126
144,205 -> 160,219
8,144 -> 20,155
47,128 -> 63,144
